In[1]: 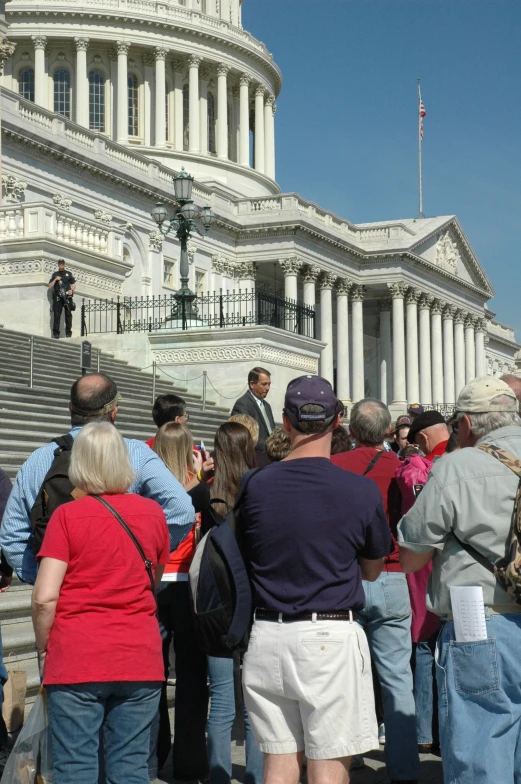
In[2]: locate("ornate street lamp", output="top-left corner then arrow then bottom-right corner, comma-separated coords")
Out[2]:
151,167 -> 216,326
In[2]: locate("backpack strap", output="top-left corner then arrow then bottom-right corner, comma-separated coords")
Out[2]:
52,434 -> 74,455
91,496 -> 156,597
363,450 -> 384,476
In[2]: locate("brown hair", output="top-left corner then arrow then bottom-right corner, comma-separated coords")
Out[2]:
228,413 -> 259,446
212,422 -> 256,515
153,422 -> 193,486
330,426 -> 352,455
265,427 -> 291,462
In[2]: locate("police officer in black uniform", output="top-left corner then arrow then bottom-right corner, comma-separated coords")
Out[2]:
48,259 -> 76,339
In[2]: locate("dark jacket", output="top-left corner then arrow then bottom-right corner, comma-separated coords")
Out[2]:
230,391 -> 276,452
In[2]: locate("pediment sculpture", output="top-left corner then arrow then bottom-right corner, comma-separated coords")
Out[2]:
436,231 -> 460,274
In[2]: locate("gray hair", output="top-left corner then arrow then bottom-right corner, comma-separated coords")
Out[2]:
456,395 -> 521,438
69,422 -> 135,495
349,398 -> 391,446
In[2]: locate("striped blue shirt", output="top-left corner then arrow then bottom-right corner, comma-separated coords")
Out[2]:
0,426 -> 195,584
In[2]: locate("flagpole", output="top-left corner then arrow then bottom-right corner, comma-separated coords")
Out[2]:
418,78 -> 424,218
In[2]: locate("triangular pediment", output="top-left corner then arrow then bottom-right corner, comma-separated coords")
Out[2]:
410,218 -> 494,296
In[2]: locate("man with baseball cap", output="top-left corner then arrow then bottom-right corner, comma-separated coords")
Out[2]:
241,375 -> 392,784
406,410 -> 450,461
407,404 -> 424,421
398,376 -> 521,783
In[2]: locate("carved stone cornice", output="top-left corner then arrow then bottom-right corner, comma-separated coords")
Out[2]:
2,175 -> 27,203
74,37 -> 89,52
377,298 -> 392,312
279,257 -> 303,276
236,261 -> 257,280
301,264 -> 320,284
155,46 -> 168,61
188,55 -> 202,68
31,35 -> 47,51
431,299 -> 445,315
0,39 -> 16,75
149,230 -> 164,252
336,278 -> 352,296
406,287 -> 421,305
418,293 -> 434,310
142,52 -> 155,67
116,41 -> 130,56
216,62 -> 231,76
388,282 -> 407,299
443,304 -> 457,320
319,271 -> 337,290
350,284 -> 366,302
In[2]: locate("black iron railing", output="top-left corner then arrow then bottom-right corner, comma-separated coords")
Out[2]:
421,403 -> 456,419
80,289 -> 316,339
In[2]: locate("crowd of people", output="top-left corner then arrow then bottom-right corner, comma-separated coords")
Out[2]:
0,364 -> 520,784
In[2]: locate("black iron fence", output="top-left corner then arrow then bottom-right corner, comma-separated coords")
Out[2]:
80,289 -> 316,339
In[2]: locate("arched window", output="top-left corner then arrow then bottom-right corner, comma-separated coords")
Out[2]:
18,67 -> 35,102
183,83 -> 189,150
53,68 -> 71,119
89,69 -> 106,133
208,92 -> 216,153
128,73 -> 139,136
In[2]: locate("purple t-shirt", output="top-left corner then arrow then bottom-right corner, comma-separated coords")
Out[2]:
242,457 -> 392,613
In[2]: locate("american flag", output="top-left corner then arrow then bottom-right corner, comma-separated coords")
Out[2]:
419,96 -> 426,140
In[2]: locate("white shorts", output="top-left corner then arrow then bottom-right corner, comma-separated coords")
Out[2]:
242,618 -> 378,759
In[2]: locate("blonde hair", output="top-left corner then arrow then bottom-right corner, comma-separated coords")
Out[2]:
228,414 -> 259,447
69,422 -> 135,495
154,422 -> 193,485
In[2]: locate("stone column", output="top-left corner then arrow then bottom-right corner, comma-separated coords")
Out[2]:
172,59 -> 184,151
188,55 -> 201,153
475,318 -> 487,377
351,285 -> 366,404
431,300 -> 444,406
231,85 -> 240,163
74,37 -> 89,127
280,257 -> 303,333
418,294 -> 433,405
216,63 -> 230,159
142,53 -> 155,146
454,310 -> 466,400
319,272 -> 336,385
465,315 -> 476,382
443,305 -> 456,405
237,261 -> 256,292
264,94 -> 275,180
336,279 -> 352,403
254,85 -> 265,173
154,47 -> 167,148
378,299 -> 392,405
199,65 -> 209,153
32,35 -> 47,108
406,288 -> 421,404
388,283 -> 407,406
301,265 -> 320,337
116,41 -> 130,144
239,74 -> 250,167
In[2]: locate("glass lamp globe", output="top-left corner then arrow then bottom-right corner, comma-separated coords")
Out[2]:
180,201 -> 198,221
151,201 -> 168,226
200,205 -> 216,229
173,167 -> 194,202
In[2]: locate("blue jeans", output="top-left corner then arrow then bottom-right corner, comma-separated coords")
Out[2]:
357,572 -> 419,780
436,613 -> 521,784
412,636 -> 438,746
207,656 -> 263,784
47,681 -> 161,784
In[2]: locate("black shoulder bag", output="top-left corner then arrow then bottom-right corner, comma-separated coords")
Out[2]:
92,495 -> 156,597
363,450 -> 384,476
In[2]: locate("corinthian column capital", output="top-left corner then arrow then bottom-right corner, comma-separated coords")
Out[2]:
388,282 -> 407,299
116,40 -> 130,55
279,257 -> 303,276
301,265 -> 321,283
351,285 -> 366,302
336,278 -> 352,296
74,37 -> 90,52
319,271 -> 337,290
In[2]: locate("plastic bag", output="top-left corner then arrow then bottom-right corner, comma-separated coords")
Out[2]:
1,687 -> 53,784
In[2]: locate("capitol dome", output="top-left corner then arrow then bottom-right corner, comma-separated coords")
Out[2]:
3,0 -> 281,197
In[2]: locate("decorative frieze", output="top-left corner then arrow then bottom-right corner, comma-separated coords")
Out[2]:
0,39 -> 16,75
153,345 -> 317,373
2,175 -> 27,203
94,210 -> 113,224
0,259 -> 122,294
148,230 -> 164,252
52,194 -> 71,211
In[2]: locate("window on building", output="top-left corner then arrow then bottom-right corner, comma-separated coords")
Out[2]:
89,69 -> 106,132
128,73 -> 139,136
183,83 -> 189,150
208,92 -> 216,153
18,67 -> 35,102
164,260 -> 175,287
53,68 -> 71,118
195,269 -> 206,295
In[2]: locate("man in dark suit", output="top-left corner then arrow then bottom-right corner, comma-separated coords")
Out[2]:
230,367 -> 276,452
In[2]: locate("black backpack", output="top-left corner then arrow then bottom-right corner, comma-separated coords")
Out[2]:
30,435 -> 84,554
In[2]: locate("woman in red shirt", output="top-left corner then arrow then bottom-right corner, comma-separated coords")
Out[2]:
32,421 -> 170,784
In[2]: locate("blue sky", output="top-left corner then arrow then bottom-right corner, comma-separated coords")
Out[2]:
243,0 -> 521,337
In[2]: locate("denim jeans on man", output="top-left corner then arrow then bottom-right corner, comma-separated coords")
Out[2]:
357,572 -> 419,781
148,581 -> 208,781
207,655 -> 263,784
436,612 -> 521,784
46,681 -> 161,784
412,635 -> 439,747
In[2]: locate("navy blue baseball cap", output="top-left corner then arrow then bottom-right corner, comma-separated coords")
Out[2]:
284,375 -> 341,431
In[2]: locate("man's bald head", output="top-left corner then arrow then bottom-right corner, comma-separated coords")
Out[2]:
501,374 -> 521,404
69,373 -> 119,426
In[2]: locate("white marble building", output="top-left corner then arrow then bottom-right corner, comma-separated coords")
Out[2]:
0,0 -> 518,415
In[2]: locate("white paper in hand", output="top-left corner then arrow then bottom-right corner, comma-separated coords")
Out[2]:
449,586 -> 488,642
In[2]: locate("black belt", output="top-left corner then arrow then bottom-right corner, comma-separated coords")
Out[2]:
254,609 -> 356,623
